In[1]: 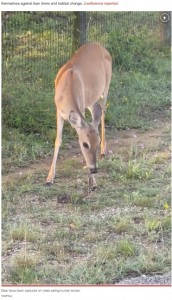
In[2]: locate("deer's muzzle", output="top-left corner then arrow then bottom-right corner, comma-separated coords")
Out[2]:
90,167 -> 98,174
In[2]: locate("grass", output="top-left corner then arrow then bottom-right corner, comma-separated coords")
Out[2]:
1,12 -> 171,284
2,125 -> 171,284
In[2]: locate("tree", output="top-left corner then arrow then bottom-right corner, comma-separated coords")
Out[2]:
73,12 -> 87,53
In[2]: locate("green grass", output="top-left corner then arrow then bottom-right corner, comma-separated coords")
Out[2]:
1,12 -> 171,284
2,127 -> 171,284
106,57 -> 170,129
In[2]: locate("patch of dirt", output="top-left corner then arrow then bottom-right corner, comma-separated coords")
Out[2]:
107,119 -> 170,160
2,119 -> 170,185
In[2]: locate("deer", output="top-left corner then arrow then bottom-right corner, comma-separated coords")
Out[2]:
46,43 -> 112,185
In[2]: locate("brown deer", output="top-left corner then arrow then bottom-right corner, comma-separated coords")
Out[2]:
46,43 -> 112,185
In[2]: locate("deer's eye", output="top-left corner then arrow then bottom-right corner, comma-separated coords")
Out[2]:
83,142 -> 89,149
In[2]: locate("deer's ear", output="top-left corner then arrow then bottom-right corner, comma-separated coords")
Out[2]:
91,103 -> 102,129
69,111 -> 83,129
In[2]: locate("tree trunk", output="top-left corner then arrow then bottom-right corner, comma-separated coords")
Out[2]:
73,12 -> 87,53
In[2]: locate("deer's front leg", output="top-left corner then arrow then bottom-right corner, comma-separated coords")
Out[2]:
46,112 -> 64,185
